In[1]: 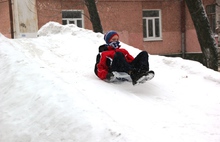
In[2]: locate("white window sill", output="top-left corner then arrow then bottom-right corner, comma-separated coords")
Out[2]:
143,38 -> 163,42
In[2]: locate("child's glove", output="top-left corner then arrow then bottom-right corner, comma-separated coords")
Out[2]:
106,72 -> 116,82
109,41 -> 120,49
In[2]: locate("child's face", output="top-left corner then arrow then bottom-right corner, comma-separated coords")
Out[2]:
110,35 -> 119,42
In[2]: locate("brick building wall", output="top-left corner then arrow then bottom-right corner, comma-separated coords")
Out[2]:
35,0 -> 202,55
0,1 -> 11,38
0,0 -> 216,56
97,1 -> 144,51
142,1 -> 182,54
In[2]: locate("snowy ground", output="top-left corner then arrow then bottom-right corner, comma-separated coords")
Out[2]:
0,22 -> 220,142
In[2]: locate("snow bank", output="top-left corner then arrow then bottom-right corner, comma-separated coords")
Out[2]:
1,22 -> 220,142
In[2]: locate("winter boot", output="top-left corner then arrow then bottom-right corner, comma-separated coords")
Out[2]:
130,70 -> 148,85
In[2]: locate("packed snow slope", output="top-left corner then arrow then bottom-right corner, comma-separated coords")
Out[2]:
0,22 -> 220,142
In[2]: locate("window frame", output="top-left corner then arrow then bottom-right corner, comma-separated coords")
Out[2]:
62,10 -> 84,28
142,9 -> 162,41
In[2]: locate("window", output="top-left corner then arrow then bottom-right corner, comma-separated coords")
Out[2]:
62,10 -> 84,28
206,5 -> 216,33
143,10 -> 162,41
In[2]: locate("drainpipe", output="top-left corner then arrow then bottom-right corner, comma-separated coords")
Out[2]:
180,0 -> 186,58
8,0 -> 14,39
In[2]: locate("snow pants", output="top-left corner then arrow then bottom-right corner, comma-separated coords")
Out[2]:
110,51 -> 149,74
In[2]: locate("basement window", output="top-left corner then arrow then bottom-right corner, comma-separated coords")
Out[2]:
143,10 -> 162,41
62,10 -> 84,28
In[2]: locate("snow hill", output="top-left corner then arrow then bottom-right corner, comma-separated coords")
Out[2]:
0,22 -> 220,142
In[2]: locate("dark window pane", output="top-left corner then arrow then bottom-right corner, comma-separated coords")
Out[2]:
62,11 -> 82,18
77,20 -> 82,28
143,11 -> 159,17
206,5 -> 216,32
69,20 -> 75,24
211,14 -> 216,32
148,19 -> 153,37
143,19 -> 147,38
206,5 -> 215,14
62,20 -> 67,25
155,18 -> 160,37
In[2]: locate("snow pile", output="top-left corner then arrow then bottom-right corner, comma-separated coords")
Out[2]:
0,22 -> 220,142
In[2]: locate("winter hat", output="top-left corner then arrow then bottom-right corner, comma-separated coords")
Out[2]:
104,30 -> 119,44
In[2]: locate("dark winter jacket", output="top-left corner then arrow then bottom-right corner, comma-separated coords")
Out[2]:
94,44 -> 134,80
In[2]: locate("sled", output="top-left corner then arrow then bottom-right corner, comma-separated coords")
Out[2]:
112,70 -> 155,85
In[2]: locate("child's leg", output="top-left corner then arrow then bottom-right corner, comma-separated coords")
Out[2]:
110,52 -> 132,73
131,51 -> 149,72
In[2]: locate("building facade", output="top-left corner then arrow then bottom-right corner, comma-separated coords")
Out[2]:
0,0 -> 218,57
